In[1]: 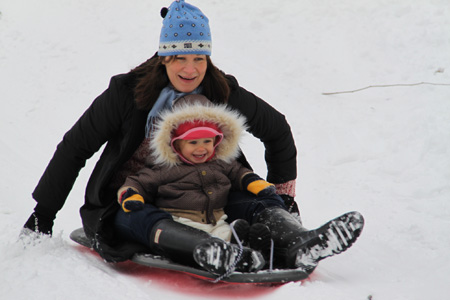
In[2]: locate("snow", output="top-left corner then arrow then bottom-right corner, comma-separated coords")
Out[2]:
1,0 -> 450,299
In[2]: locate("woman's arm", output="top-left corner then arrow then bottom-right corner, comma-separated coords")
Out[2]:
26,75 -> 135,233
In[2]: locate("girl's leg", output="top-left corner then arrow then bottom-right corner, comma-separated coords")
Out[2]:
114,203 -> 265,275
114,203 -> 172,245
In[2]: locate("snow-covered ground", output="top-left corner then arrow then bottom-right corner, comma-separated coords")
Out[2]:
1,0 -> 450,299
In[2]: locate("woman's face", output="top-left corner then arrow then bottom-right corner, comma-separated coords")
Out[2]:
164,54 -> 207,93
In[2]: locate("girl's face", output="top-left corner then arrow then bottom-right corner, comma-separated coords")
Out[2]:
175,137 -> 215,164
164,55 -> 207,93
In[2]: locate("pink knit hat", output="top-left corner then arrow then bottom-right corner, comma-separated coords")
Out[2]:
171,120 -> 224,164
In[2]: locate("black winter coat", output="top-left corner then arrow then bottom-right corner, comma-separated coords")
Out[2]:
32,71 -> 297,260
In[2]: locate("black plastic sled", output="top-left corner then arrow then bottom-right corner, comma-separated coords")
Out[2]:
70,228 -> 309,284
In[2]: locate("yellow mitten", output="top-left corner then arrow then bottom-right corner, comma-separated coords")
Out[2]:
242,173 -> 276,197
119,188 -> 145,213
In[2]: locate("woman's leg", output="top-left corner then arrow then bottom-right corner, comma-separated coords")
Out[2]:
256,207 -> 364,271
224,191 -> 285,261
224,191 -> 287,224
225,192 -> 364,271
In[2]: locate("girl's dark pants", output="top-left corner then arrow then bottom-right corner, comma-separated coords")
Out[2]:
114,191 -> 286,245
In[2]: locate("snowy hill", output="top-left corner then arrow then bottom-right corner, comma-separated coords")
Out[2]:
1,0 -> 450,299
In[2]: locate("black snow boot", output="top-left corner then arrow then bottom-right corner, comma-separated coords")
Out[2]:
229,219 -> 272,255
248,223 -> 272,259
229,220 -> 272,270
230,219 -> 250,245
256,207 -> 364,272
148,219 -> 265,275
194,238 -> 265,275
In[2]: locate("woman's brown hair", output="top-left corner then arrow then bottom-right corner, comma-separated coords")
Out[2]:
132,54 -> 230,110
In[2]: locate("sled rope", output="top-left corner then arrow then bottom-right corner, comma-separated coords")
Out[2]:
211,224 -> 244,283
269,239 -> 274,273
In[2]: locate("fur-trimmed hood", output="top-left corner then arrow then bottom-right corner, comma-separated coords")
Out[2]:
150,95 -> 248,167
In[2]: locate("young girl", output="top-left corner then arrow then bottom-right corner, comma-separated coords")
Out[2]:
115,95 -> 280,274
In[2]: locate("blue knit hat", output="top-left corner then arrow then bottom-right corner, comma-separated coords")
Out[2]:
158,0 -> 212,56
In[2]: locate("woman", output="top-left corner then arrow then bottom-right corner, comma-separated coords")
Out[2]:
24,0 -> 363,273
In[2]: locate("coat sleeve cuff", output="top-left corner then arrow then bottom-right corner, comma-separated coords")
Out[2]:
274,179 -> 296,198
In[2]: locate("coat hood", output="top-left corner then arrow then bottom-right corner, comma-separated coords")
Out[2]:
150,95 -> 248,167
